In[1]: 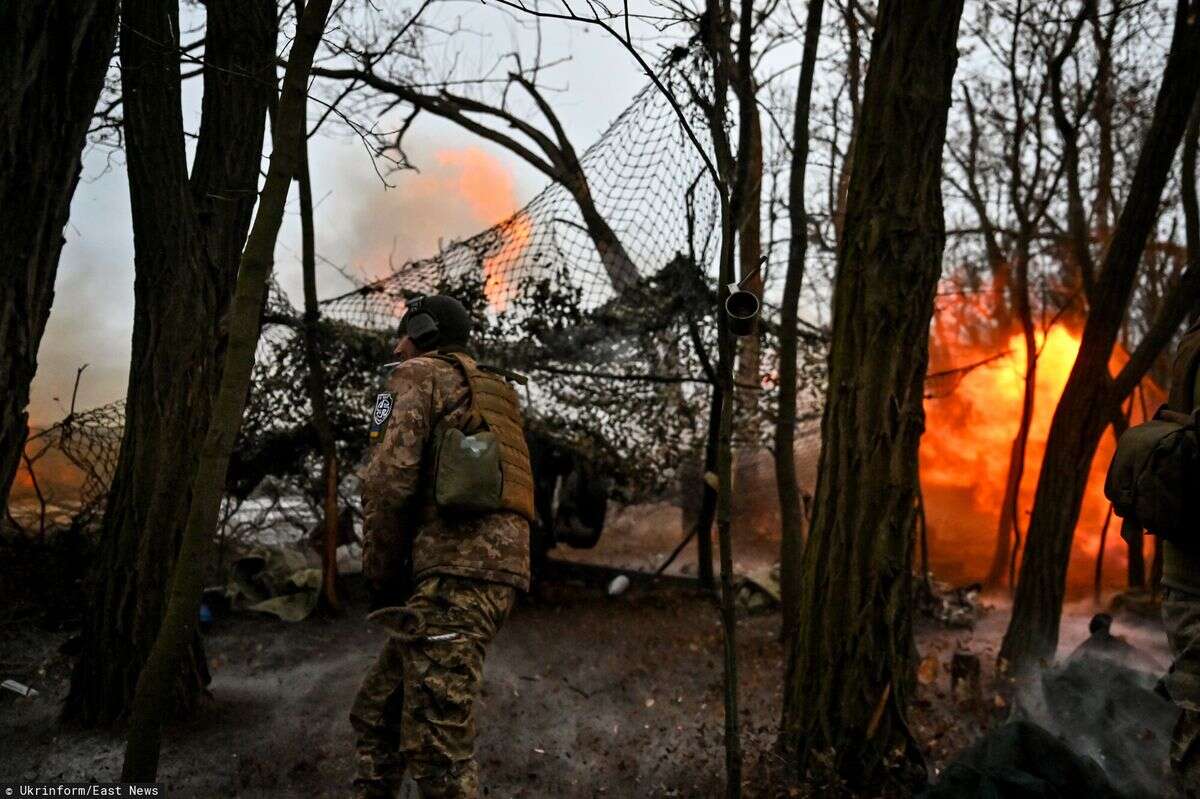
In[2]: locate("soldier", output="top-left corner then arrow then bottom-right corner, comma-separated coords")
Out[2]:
350,294 -> 533,799
1164,319 -> 1200,797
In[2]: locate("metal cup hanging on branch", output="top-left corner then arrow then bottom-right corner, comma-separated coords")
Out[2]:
725,257 -> 764,337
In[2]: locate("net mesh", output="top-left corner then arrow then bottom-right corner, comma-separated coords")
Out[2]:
313,84 -> 720,328
11,84 -> 821,532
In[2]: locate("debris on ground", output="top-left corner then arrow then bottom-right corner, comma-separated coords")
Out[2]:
735,564 -> 781,614
1,679 -> 39,698
916,578 -> 984,629
949,652 -> 982,711
221,546 -> 323,622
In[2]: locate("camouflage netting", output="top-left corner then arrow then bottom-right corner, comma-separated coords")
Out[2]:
13,84 -> 828,532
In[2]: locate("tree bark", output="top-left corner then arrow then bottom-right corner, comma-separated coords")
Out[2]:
697,382 -> 720,589
0,0 -> 119,524
779,0 -> 964,788
777,0 -> 825,641
120,0 -> 334,779
293,4 -> 341,611
1000,1 -> 1200,676
732,0 -> 765,407
66,0 -> 277,725
698,1 -> 744,792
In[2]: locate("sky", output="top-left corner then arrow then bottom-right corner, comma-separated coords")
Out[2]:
28,4 -> 653,426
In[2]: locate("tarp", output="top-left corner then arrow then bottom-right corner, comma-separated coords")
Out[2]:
923,651 -> 1175,799
225,546 -> 322,622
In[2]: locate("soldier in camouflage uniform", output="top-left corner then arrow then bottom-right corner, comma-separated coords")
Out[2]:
351,295 -> 531,799
1165,319 -> 1200,797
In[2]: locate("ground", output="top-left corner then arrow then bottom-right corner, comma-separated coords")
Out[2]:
0,507 -> 1175,798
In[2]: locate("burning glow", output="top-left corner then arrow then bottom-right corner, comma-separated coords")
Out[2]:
348,145 -> 522,284
482,211 -> 534,311
920,308 -> 1162,595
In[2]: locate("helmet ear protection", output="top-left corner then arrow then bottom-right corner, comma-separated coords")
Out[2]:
401,298 -> 441,350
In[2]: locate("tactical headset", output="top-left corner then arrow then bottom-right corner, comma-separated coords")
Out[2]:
400,297 -> 441,350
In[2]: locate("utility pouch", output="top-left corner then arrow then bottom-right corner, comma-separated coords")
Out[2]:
1104,405 -> 1200,550
433,426 -> 506,515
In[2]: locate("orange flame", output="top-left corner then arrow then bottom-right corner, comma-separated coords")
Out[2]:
482,211 -> 533,311
920,299 -> 1161,596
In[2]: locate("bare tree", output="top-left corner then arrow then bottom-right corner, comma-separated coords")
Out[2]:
66,0 -> 278,725
309,28 -> 640,295
120,0 -> 335,778
945,1 -> 1076,589
0,1 -> 119,525
776,0 -> 825,640
1000,0 -> 1200,676
779,0 -> 965,789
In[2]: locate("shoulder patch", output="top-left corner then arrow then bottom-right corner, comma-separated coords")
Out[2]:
369,392 -> 394,442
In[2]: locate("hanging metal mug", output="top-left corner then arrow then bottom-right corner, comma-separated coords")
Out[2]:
725,259 -> 762,339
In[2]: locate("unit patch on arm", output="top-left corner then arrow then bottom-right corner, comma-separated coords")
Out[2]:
369,392 -> 394,442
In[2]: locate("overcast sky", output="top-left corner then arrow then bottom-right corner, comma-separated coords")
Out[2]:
29,5 -> 653,426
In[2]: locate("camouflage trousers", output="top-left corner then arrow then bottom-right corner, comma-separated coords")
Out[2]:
1164,587 -> 1200,797
350,574 -> 516,799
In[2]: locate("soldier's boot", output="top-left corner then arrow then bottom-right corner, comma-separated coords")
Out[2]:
351,725 -> 407,799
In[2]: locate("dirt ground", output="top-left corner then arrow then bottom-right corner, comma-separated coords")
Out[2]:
0,511 -> 1175,798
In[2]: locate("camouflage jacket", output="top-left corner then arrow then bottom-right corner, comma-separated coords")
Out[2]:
360,354 -> 531,592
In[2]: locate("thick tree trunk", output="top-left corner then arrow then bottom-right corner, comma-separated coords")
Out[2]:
779,0 -> 964,788
66,0 -> 277,725
121,1 -> 334,778
777,0 -> 825,641
999,3 -> 1200,675
0,0 -> 118,524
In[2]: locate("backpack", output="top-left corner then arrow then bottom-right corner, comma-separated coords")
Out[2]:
1103,322 -> 1200,550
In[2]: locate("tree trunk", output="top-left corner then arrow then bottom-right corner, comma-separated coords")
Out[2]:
294,26 -> 341,612
779,0 -> 964,788
0,0 -> 118,524
563,177 -> 640,295
777,0 -> 825,641
987,248 -> 1036,589
120,0 -> 334,779
697,382 -> 720,589
733,91 -> 764,405
1000,3 -> 1200,676
66,0 -> 277,725
698,1 -> 744,792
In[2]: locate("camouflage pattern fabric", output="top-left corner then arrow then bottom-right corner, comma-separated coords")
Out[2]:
360,353 -> 531,592
350,574 -> 516,799
1163,587 -> 1200,797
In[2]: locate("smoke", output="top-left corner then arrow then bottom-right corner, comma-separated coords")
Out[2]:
1009,610 -> 1177,799
27,135 -> 528,429
27,164 -> 135,428
309,140 -> 525,286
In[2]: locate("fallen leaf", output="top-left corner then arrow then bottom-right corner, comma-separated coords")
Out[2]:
917,656 -> 939,685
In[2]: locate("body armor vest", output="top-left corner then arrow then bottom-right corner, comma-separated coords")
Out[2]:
432,352 -> 536,522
